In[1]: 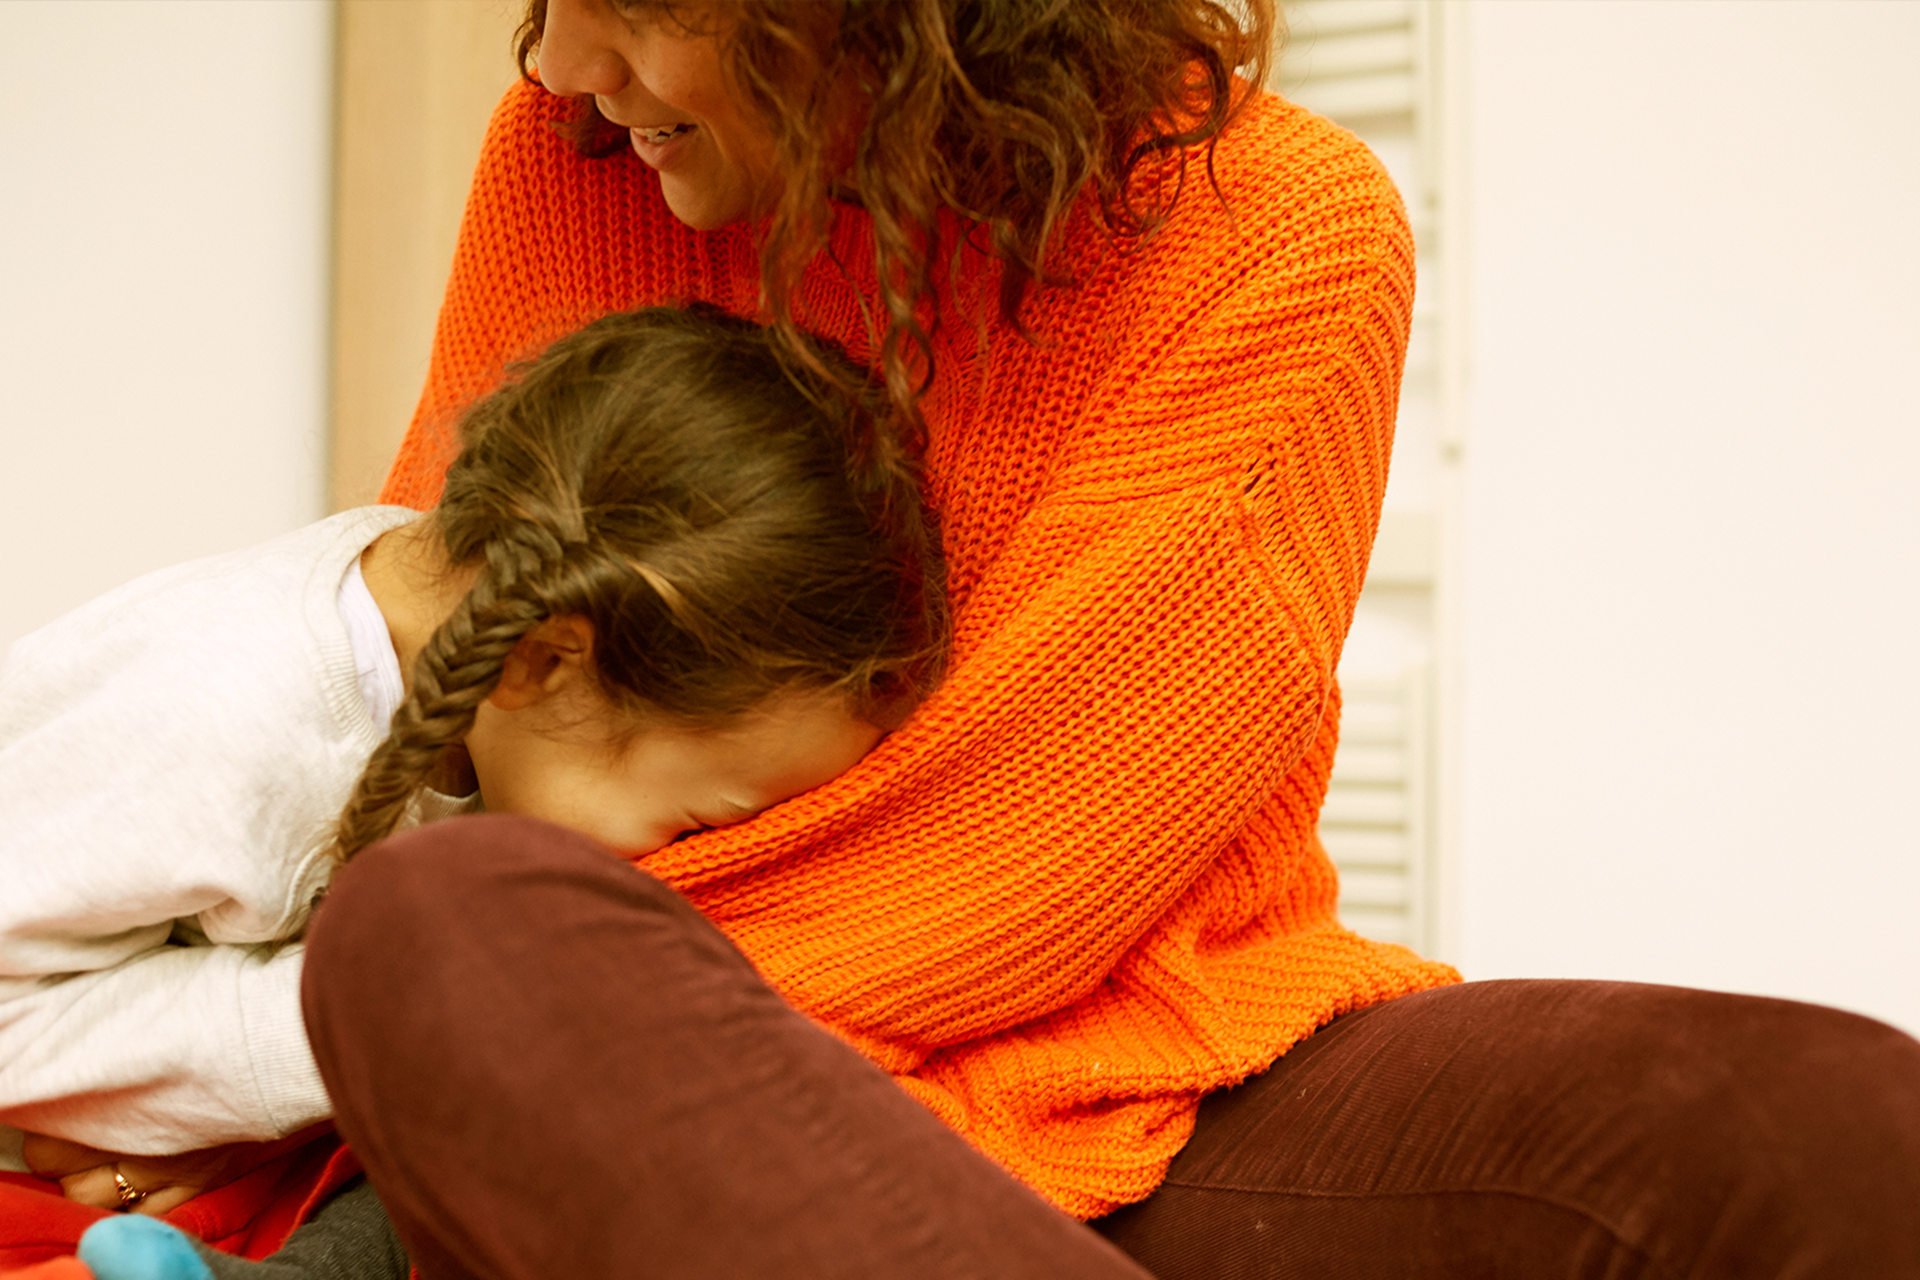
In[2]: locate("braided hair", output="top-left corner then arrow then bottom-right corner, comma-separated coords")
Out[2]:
330,304 -> 944,863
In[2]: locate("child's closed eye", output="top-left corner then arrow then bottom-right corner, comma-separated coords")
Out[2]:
692,799 -> 761,829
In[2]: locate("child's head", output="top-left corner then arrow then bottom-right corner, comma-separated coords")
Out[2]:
332,303 -> 944,861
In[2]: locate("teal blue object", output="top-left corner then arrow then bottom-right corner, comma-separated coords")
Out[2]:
77,1215 -> 214,1280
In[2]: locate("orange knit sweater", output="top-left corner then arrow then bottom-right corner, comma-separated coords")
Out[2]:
382,80 -> 1460,1219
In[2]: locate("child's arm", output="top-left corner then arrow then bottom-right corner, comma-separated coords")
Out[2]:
0,941 -> 327,1155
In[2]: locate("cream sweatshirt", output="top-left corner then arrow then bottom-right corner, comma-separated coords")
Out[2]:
0,506 -> 430,1155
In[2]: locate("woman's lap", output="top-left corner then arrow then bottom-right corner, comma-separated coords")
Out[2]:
303,816 -> 1920,1279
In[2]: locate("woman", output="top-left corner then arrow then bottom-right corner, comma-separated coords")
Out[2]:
29,2 -> 1920,1277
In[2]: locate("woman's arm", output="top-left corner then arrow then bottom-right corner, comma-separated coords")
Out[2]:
674,255 -> 1405,1037
652,123 -> 1423,1053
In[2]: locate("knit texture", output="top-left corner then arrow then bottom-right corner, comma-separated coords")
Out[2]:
382,81 -> 1461,1219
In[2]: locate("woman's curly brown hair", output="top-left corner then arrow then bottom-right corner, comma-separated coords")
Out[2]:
514,0 -> 1279,426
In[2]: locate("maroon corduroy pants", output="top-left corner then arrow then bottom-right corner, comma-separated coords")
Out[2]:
301,815 -> 1920,1279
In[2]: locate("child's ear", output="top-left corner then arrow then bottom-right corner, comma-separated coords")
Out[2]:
488,616 -> 596,711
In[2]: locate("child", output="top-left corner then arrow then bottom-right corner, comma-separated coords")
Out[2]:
0,304 -> 944,1279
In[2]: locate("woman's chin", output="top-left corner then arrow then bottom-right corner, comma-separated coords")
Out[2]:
656,169 -> 777,233
660,187 -> 748,232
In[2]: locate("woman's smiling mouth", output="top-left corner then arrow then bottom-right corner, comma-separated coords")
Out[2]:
632,123 -> 695,144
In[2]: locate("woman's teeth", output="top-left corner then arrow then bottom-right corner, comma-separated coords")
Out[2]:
636,124 -> 692,144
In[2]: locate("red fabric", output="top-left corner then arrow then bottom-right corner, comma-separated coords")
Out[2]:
2,1260 -> 92,1280
0,1136 -> 360,1273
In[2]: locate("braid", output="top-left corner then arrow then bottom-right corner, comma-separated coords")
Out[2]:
330,528 -> 567,864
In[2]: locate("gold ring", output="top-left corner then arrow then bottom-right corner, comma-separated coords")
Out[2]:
111,1166 -> 147,1212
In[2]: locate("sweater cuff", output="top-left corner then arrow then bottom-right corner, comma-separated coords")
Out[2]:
242,945 -> 332,1136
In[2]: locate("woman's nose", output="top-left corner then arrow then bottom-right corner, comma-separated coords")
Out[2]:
534,0 -> 631,99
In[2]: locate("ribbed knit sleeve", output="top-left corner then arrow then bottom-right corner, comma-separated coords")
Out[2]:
381,83 -> 1458,1217
380,82 -> 761,510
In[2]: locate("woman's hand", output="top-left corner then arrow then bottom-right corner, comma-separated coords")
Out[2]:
22,1128 -> 323,1217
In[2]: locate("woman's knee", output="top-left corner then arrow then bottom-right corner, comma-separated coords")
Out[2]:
308,812 -> 688,965
300,814 -> 730,1069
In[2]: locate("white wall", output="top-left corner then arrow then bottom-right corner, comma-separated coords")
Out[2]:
0,1 -> 333,656
1456,0 -> 1920,1032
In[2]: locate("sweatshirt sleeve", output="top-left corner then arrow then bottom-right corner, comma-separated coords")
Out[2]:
655,161 -> 1417,1061
0,515 -> 389,1155
0,942 -> 326,1154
